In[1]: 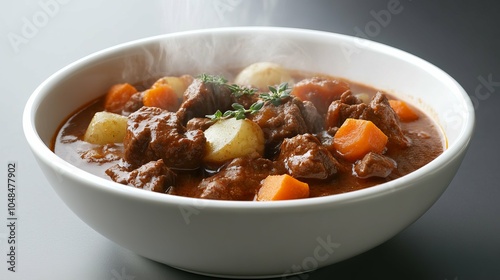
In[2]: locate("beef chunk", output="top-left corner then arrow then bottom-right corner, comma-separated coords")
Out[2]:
325,91 -> 368,128
353,152 -> 397,179
325,92 -> 410,148
177,78 -> 233,125
123,106 -> 205,169
231,90 -> 261,109
197,157 -> 279,200
341,91 -> 364,105
368,93 -> 411,147
186,117 -> 214,131
277,134 -> 339,180
314,130 -> 336,154
298,100 -> 324,134
249,97 -> 310,155
106,159 -> 176,193
122,91 -> 145,116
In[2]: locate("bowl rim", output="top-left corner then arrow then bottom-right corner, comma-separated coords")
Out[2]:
23,26 -> 475,211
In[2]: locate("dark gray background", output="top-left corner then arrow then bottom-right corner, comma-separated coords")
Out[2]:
276,1 -> 500,279
1,1 -> 498,279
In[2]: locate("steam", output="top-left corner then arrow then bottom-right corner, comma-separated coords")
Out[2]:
159,0 -> 280,32
119,0 -> 312,87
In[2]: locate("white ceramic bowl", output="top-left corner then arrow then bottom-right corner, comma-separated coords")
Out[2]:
23,27 -> 474,278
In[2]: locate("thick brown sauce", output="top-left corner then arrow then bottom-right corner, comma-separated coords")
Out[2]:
52,72 -> 445,199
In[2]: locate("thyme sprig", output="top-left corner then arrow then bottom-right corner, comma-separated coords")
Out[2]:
197,73 -> 227,85
227,84 -> 258,97
207,101 -> 264,121
202,76 -> 292,121
259,82 -> 292,106
198,74 -> 258,97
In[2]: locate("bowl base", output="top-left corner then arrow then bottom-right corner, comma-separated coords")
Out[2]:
171,264 -> 313,279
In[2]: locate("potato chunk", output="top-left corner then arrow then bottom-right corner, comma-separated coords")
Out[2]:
151,75 -> 193,98
204,118 -> 264,163
234,62 -> 293,90
83,111 -> 128,144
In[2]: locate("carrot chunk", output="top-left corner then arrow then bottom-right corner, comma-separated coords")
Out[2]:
388,100 -> 419,122
142,84 -> 179,111
104,83 -> 138,114
257,174 -> 309,201
333,118 -> 388,161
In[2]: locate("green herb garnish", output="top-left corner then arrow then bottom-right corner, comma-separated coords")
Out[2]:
227,84 -> 258,98
203,79 -> 293,121
259,82 -> 292,106
197,73 -> 228,85
206,101 -> 264,121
